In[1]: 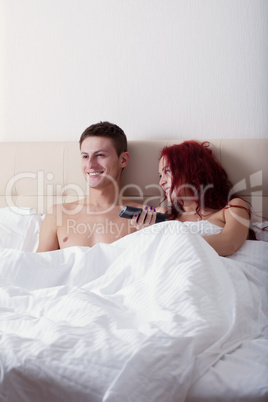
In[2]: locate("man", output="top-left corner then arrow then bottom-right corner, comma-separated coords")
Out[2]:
37,121 -> 143,251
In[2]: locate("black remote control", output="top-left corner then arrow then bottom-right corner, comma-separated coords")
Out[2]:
119,206 -> 169,224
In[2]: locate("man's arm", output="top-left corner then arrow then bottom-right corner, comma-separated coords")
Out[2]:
203,198 -> 250,257
36,205 -> 60,252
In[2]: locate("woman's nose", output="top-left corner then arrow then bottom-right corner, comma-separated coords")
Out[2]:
159,175 -> 165,186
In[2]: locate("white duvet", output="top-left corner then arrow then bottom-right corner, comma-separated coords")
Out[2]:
0,219 -> 267,402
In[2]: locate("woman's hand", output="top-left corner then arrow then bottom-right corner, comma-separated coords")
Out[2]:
130,205 -> 156,229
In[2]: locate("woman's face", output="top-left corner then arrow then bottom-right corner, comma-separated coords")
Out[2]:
159,156 -> 195,208
159,157 -> 173,202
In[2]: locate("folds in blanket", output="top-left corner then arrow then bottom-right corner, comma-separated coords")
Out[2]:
0,222 -> 267,401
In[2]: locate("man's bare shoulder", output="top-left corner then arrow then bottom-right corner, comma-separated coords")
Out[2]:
61,199 -> 87,212
46,199 -> 87,214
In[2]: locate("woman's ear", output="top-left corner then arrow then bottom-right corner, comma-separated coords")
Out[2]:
119,152 -> 130,168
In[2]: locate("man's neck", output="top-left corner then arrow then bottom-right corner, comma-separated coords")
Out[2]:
84,186 -> 121,210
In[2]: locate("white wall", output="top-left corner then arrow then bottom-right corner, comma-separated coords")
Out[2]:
1,0 -> 267,141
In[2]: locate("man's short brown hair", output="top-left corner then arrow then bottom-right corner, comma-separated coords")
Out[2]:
79,121 -> 127,156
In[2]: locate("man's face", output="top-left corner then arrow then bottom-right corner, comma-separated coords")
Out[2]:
80,136 -> 127,190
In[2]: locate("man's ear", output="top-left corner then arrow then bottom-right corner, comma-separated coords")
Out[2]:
119,152 -> 130,168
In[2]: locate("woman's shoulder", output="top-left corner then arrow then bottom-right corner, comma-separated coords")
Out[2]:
225,198 -> 250,217
224,198 -> 251,224
228,197 -> 249,208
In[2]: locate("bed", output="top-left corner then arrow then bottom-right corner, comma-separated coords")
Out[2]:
0,139 -> 267,402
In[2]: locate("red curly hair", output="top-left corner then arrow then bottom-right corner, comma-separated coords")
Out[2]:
160,141 -> 235,217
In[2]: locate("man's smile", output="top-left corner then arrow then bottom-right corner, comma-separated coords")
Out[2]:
87,171 -> 104,176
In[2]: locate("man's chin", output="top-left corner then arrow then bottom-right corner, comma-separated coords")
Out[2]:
86,174 -> 103,184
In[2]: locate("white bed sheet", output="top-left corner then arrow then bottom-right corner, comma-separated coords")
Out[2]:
187,337 -> 268,401
0,219 -> 267,401
187,238 -> 268,402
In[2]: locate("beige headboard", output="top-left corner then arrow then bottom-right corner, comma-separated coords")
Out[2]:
0,139 -> 267,221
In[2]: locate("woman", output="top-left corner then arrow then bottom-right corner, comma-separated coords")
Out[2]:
131,140 -> 251,257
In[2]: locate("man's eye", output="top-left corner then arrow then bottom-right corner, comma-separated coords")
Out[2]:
97,153 -> 104,157
82,155 -> 88,159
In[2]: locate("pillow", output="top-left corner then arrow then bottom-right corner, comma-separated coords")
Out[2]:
0,207 -> 44,252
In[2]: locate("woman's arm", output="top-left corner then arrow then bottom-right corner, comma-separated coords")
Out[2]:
203,198 -> 250,256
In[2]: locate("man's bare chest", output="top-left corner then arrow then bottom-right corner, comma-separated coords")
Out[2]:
57,209 -> 134,248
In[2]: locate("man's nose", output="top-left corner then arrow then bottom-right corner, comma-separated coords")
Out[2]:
86,156 -> 96,168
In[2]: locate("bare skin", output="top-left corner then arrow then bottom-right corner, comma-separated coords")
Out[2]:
37,136 -> 140,252
131,156 -> 250,257
37,200 -> 140,250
